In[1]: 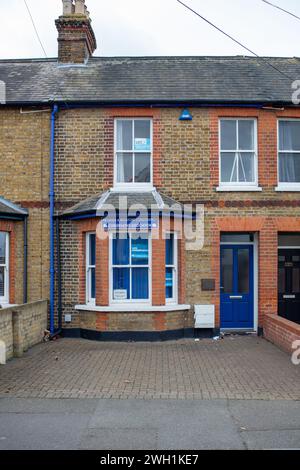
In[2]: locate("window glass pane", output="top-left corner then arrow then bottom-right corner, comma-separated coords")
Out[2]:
238,152 -> 255,183
238,120 -> 254,150
279,121 -> 300,151
134,120 -> 151,151
221,233 -> 253,243
293,268 -> 300,293
221,249 -> 233,293
89,234 -> 96,266
166,235 -> 174,265
132,268 -> 149,299
278,268 -> 285,294
221,120 -> 237,150
166,267 -> 173,299
113,235 -> 129,265
117,153 -> 133,183
90,267 -> 96,299
0,266 -> 4,297
238,249 -> 250,294
278,234 -> 300,246
117,120 -> 132,150
131,236 -> 149,265
134,153 -> 151,183
113,268 -> 130,299
279,153 -> 300,183
0,232 -> 6,264
221,153 -> 237,182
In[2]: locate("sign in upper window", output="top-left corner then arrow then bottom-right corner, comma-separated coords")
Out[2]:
220,119 -> 257,186
115,119 -> 152,186
278,121 -> 300,185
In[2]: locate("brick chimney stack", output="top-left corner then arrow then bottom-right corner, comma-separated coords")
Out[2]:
56,0 -> 97,64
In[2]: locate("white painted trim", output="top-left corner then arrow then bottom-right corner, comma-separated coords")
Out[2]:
75,304 -> 191,313
109,231 -> 152,305
216,186 -> 262,192
278,246 -> 300,249
218,118 -> 259,188
275,184 -> 300,192
0,233 -> 9,304
86,232 -> 96,304
165,232 -> 178,305
113,117 -> 153,189
277,119 -> 300,186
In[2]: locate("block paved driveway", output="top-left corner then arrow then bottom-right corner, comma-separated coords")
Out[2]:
0,335 -> 299,400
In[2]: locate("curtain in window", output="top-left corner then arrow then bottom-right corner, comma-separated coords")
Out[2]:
279,122 -> 300,183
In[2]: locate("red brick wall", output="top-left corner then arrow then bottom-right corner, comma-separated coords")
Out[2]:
211,217 -> 300,328
264,314 -> 300,354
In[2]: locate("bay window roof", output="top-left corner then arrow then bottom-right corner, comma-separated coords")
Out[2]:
0,196 -> 28,220
61,190 -> 192,219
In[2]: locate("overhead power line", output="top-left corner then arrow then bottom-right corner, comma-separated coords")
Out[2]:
262,0 -> 300,22
23,0 -> 69,107
175,0 -> 297,82
23,0 -> 48,58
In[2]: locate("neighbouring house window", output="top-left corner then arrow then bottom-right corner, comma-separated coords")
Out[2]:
278,121 -> 300,185
86,233 -> 96,304
165,233 -> 177,303
0,232 -> 9,304
115,119 -> 152,186
112,233 -> 150,302
220,119 -> 257,185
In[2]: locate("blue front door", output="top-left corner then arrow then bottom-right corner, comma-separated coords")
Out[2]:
220,245 -> 254,329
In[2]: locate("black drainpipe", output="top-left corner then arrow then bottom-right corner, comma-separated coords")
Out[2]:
23,216 -> 28,304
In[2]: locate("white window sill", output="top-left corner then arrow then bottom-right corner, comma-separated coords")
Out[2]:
0,303 -> 17,310
216,186 -> 262,192
111,185 -> 155,193
75,304 -> 191,313
275,185 -> 300,192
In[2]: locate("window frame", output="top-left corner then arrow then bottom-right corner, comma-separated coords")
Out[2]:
219,118 -> 258,189
277,119 -> 300,191
109,232 -> 152,305
165,232 -> 178,305
114,118 -> 153,190
0,232 -> 9,305
86,232 -> 96,306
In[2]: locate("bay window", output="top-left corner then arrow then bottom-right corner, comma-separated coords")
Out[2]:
220,119 -> 258,187
0,232 -> 9,304
115,119 -> 152,187
165,233 -> 177,303
111,233 -> 150,302
278,120 -> 300,188
86,233 -> 96,304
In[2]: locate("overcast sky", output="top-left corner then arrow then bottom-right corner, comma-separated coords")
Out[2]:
0,0 -> 300,59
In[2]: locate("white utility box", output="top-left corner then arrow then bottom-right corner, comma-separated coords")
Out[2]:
194,305 -> 215,329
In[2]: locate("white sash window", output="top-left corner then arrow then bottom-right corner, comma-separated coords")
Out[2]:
0,232 -> 9,304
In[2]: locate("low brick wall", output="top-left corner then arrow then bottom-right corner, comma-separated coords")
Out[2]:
0,300 -> 48,362
264,314 -> 300,354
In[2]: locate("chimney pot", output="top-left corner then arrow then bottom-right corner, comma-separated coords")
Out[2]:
62,0 -> 73,15
75,0 -> 85,15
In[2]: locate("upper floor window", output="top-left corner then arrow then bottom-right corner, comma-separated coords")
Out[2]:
278,120 -> 300,187
220,119 -> 257,187
115,119 -> 152,188
0,232 -> 9,304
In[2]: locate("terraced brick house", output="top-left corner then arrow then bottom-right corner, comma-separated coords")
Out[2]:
1,0 -> 300,347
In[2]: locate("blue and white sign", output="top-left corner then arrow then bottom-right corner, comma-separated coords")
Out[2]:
102,218 -> 158,231
134,138 -> 151,151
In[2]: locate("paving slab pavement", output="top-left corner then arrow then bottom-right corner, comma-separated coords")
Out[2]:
0,398 -> 299,450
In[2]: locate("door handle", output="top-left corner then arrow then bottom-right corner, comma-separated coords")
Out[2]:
230,296 -> 243,299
